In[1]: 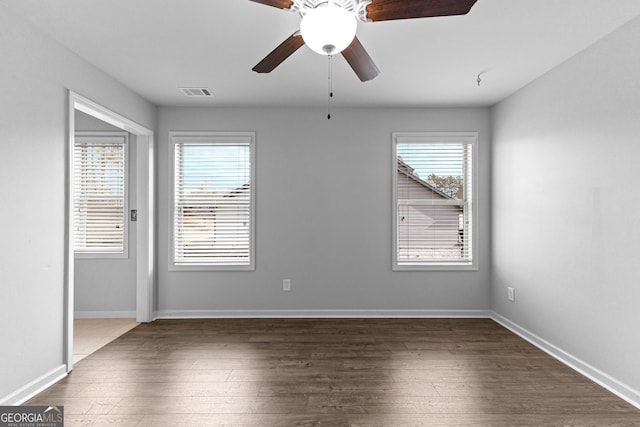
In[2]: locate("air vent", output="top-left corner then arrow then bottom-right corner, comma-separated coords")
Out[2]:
179,87 -> 213,97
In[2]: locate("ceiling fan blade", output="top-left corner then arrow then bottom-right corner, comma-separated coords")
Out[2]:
365,0 -> 477,21
247,0 -> 293,10
252,31 -> 305,74
341,36 -> 380,82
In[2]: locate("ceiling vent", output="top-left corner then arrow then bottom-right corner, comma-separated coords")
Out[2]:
179,87 -> 213,97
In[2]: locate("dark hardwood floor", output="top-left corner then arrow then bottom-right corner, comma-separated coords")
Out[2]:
27,318 -> 640,426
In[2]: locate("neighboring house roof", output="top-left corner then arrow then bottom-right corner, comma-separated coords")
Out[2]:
225,183 -> 250,198
182,183 -> 250,201
397,157 -> 453,200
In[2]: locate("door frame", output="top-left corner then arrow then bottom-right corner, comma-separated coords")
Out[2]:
65,91 -> 155,372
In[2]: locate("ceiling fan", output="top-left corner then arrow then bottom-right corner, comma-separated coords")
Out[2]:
250,0 -> 478,82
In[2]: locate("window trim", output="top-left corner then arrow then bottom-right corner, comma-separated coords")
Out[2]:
73,131 -> 129,259
392,132 -> 478,271
169,131 -> 256,271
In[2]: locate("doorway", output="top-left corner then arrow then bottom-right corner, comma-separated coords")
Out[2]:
65,91 -> 155,371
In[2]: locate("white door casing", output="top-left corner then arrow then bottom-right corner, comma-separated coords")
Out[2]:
66,91 -> 155,372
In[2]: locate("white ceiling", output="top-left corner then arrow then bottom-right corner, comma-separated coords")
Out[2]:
5,0 -> 640,108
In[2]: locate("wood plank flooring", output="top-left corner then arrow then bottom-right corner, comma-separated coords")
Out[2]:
27,318 -> 640,426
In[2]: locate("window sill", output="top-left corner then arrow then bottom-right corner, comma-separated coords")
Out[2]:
75,251 -> 129,260
169,264 -> 255,272
393,262 -> 478,272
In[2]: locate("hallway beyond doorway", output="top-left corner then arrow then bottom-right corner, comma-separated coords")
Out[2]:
73,318 -> 139,363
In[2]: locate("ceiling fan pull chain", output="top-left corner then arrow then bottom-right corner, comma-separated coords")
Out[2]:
328,54 -> 333,120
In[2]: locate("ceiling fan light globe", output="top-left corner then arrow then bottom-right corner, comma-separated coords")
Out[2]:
300,5 -> 357,55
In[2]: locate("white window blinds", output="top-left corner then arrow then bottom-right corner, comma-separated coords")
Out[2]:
393,133 -> 476,269
172,133 -> 255,270
73,134 -> 127,255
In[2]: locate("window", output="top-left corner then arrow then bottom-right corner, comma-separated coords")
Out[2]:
73,132 -> 128,258
170,132 -> 255,270
392,132 -> 477,270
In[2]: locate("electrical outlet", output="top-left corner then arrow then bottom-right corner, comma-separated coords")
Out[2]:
282,279 -> 291,292
507,287 -> 515,302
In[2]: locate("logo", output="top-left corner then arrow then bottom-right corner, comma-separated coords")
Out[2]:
0,406 -> 64,427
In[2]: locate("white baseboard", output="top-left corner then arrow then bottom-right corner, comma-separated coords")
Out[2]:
74,310 -> 136,319
156,309 -> 491,319
491,311 -> 640,410
0,365 -> 67,406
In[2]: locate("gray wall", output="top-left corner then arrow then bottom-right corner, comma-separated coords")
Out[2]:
0,4 -> 155,403
492,16 -> 640,393
73,111 -> 137,317
157,107 -> 491,314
